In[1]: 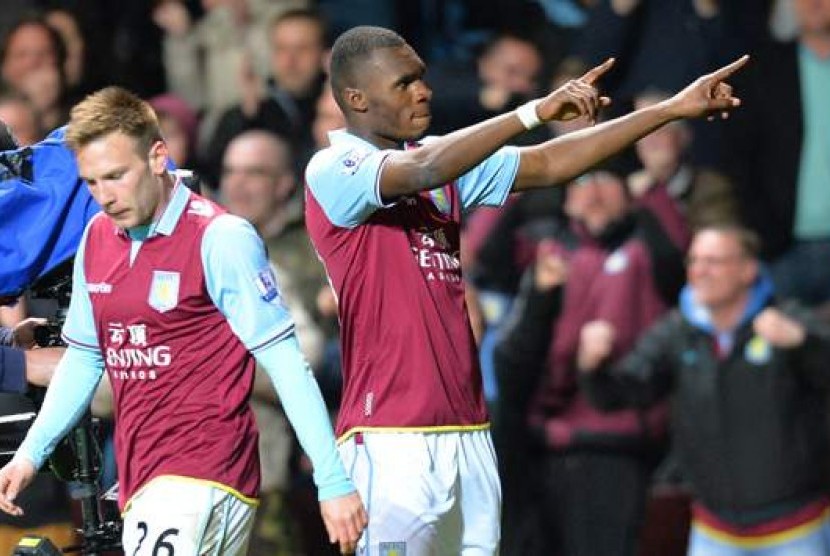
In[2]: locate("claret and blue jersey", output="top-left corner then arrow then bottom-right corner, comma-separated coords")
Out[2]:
305,129 -> 520,441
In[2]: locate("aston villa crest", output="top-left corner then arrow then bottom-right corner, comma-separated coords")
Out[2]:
148,270 -> 180,313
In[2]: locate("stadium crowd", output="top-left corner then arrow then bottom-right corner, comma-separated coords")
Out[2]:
1,0 -> 829,555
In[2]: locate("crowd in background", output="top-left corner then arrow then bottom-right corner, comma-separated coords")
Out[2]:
1,0 -> 830,555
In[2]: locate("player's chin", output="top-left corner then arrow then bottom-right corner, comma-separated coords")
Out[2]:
410,114 -> 431,134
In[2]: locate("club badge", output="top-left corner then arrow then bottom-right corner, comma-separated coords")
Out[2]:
148,270 -> 180,313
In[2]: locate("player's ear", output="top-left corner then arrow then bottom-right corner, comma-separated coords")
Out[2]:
148,140 -> 169,176
344,87 -> 368,112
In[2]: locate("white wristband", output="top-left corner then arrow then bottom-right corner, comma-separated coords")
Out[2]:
516,99 -> 542,130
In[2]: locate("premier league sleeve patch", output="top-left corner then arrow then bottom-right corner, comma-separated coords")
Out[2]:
255,267 -> 281,303
340,148 -> 370,175
148,270 -> 180,313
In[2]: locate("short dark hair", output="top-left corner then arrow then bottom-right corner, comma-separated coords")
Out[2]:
329,26 -> 407,109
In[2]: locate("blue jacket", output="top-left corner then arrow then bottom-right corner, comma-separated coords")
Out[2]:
0,127 -> 100,298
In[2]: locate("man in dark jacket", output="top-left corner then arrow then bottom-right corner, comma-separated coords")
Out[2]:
579,224 -> 830,555
494,166 -> 687,556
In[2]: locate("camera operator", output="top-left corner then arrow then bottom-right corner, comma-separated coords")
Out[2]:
0,318 -> 62,391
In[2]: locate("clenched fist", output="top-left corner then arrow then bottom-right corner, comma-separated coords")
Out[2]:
752,308 -> 806,349
577,320 -> 617,372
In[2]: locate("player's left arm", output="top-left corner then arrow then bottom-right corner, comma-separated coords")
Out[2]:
203,216 -> 367,551
513,55 -> 748,190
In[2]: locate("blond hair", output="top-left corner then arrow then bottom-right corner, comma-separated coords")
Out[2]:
65,86 -> 162,154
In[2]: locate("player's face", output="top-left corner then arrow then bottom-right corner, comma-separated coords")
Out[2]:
77,131 -> 169,230
361,45 -> 432,144
687,230 -> 757,310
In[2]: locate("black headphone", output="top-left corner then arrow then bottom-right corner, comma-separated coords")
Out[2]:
0,121 -> 20,151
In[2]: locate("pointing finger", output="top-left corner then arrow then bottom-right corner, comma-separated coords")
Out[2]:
708,54 -> 750,82
580,57 -> 615,86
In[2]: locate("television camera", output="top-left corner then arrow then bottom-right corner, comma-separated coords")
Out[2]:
1,260 -> 122,556
2,126 -> 118,555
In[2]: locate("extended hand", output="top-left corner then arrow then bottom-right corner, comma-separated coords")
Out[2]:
665,55 -> 749,121
577,320 -> 616,372
320,491 -> 368,554
0,457 -> 37,516
753,308 -> 806,348
539,58 -> 615,125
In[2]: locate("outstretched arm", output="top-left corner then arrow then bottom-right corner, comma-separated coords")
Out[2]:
514,55 -> 749,190
377,59 -> 616,199
376,55 -> 747,199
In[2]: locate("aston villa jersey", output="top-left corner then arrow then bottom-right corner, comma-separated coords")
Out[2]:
305,130 -> 519,440
63,184 -> 295,508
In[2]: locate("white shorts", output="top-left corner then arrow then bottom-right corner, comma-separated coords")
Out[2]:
338,429 -> 501,555
121,476 -> 256,555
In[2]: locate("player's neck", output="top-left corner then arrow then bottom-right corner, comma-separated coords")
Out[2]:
347,125 -> 401,150
150,171 -> 177,223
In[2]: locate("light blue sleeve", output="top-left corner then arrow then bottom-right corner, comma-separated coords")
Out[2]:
256,335 -> 355,501
202,214 -> 295,351
305,144 -> 394,228
15,345 -> 104,468
61,217 -> 101,351
203,215 -> 354,500
454,145 -> 520,211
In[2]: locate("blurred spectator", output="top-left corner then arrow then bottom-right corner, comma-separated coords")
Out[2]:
219,129 -> 326,555
149,93 -> 200,172
0,90 -> 43,145
154,0 -> 309,151
725,0 -> 830,310
44,8 -> 92,97
17,62 -> 68,132
576,0 -> 729,97
205,7 -> 328,186
629,89 -> 738,230
0,15 -> 71,132
494,163 -> 687,556
575,0 -> 739,166
580,224 -> 830,556
428,30 -> 547,140
0,16 -> 65,94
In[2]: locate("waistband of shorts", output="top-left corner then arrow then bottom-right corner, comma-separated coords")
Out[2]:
336,423 -> 491,445
122,474 -> 260,515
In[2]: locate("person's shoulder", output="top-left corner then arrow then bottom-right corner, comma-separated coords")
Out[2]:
204,212 -> 255,238
305,139 -> 374,186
